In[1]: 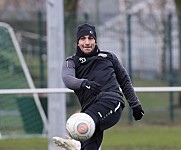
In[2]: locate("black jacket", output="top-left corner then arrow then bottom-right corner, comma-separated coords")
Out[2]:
62,50 -> 141,110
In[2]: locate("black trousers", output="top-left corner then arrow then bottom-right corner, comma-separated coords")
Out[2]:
81,100 -> 123,150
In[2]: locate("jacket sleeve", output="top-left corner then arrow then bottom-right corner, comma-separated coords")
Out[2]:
62,57 -> 86,90
112,53 -> 141,108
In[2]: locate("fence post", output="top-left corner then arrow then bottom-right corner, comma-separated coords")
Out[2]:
38,10 -> 44,88
168,13 -> 174,122
127,13 -> 133,124
179,13 -> 181,106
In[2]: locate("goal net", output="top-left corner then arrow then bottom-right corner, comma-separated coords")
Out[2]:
0,22 -> 47,137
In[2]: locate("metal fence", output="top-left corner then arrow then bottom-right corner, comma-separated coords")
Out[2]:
0,12 -> 181,137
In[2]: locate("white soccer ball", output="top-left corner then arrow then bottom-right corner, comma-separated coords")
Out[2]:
66,113 -> 95,141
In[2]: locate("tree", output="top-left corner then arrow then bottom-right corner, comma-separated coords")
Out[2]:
174,0 -> 181,12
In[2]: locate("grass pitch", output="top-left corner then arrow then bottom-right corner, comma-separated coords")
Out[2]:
0,124 -> 181,150
102,124 -> 181,150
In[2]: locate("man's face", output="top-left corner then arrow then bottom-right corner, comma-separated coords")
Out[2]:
78,35 -> 96,54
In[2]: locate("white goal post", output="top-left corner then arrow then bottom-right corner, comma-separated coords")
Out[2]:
0,22 -> 48,133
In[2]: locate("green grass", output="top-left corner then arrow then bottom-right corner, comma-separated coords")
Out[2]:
102,124 -> 181,150
0,124 -> 181,150
0,137 -> 47,150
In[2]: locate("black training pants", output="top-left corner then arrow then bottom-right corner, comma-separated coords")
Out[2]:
81,100 -> 123,150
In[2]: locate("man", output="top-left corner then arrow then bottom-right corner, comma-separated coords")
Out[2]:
53,23 -> 144,150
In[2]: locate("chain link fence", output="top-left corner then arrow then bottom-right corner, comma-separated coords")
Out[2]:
0,11 -> 181,138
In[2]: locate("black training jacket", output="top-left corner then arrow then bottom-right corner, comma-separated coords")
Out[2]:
62,50 -> 141,110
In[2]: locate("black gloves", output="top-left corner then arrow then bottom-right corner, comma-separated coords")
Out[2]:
132,105 -> 144,121
81,80 -> 101,95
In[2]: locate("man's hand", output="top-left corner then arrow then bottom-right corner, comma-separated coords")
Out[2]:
81,80 -> 101,95
132,105 -> 144,120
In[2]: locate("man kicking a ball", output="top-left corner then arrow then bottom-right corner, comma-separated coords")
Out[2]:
53,23 -> 144,150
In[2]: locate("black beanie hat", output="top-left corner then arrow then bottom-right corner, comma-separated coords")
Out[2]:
77,23 -> 97,43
